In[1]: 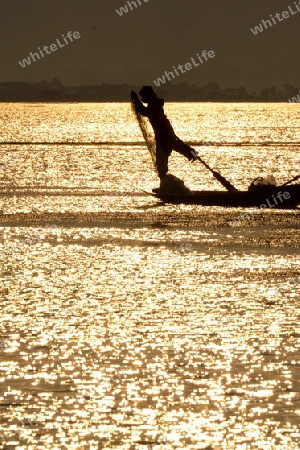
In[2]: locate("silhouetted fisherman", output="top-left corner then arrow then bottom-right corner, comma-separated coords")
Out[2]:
131,86 -> 198,178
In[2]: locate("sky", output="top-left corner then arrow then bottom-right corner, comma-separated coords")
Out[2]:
1,0 -> 300,91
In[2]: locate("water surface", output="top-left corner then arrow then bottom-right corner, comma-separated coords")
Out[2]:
0,103 -> 299,449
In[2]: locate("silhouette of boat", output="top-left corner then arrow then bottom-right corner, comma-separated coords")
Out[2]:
150,184 -> 300,208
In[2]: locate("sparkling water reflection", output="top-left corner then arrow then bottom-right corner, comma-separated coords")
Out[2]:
0,103 -> 299,449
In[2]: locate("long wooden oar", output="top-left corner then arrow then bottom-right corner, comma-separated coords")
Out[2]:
196,156 -> 238,192
281,174 -> 300,187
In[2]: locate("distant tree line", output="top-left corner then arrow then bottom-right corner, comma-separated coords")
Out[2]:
0,78 -> 298,102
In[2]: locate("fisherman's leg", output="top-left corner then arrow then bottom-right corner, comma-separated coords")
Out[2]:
155,141 -> 170,178
172,137 -> 198,161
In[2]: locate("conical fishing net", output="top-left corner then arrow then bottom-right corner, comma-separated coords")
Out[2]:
131,99 -> 158,175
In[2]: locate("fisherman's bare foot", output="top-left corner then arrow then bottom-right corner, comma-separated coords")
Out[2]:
159,173 -> 192,195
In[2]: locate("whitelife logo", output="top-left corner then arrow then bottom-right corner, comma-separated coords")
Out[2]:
228,191 -> 291,227
288,90 -> 300,103
18,31 -> 81,68
153,50 -> 215,87
116,0 -> 150,16
250,1 -> 300,35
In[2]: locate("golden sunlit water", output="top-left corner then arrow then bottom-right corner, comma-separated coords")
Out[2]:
0,103 -> 300,449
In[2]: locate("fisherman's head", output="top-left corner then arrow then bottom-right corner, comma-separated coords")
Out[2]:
139,86 -> 157,103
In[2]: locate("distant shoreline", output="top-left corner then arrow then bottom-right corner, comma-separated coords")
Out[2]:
0,80 -> 297,103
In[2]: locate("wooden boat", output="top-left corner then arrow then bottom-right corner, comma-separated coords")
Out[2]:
151,184 -> 300,208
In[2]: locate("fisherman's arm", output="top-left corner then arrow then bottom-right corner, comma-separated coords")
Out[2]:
131,91 -> 148,116
174,139 -> 198,161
